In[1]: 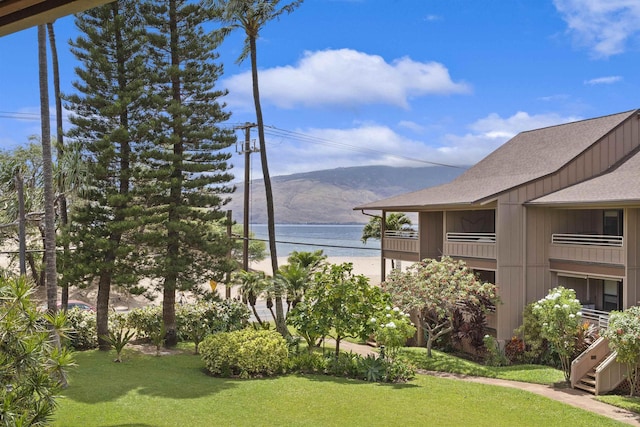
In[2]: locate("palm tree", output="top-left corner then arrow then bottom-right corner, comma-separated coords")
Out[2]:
276,262 -> 309,314
47,21 -> 72,310
361,213 -> 413,244
233,270 -> 268,325
211,0 -> 303,338
38,24 -> 58,314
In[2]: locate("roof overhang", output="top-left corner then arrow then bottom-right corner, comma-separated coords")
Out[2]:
0,0 -> 112,37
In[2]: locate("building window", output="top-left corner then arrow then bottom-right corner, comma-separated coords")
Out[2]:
603,280 -> 622,311
603,210 -> 623,236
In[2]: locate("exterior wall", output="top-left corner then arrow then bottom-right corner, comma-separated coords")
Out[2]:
419,211 -> 443,260
626,208 -> 640,307
491,116 -> 640,341
446,210 -> 495,233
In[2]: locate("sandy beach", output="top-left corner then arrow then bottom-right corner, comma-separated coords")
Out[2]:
249,256 -> 384,285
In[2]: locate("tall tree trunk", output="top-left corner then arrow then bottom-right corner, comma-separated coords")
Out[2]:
249,35 -> 287,337
38,25 -> 58,314
96,268 -> 112,350
47,21 -> 71,310
163,0 -> 182,347
15,170 -> 26,275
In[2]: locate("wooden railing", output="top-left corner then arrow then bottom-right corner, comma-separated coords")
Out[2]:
446,232 -> 496,243
384,230 -> 418,239
580,307 -> 610,329
552,234 -> 623,247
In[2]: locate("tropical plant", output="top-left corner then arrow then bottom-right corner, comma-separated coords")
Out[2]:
361,213 -> 412,243
289,262 -> 386,357
602,306 -> 640,396
0,275 -> 74,424
211,0 -> 304,338
530,286 -> 583,381
370,305 -> 416,361
382,256 -> 499,357
103,312 -> 135,362
233,270 -> 269,325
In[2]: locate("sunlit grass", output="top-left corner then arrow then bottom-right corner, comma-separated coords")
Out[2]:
52,349 -> 621,426
399,347 -> 566,385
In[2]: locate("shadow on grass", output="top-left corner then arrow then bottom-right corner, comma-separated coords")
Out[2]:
295,373 -> 420,389
63,349 -> 239,404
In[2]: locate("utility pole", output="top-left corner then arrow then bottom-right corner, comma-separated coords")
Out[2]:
236,122 -> 258,271
15,169 -> 26,276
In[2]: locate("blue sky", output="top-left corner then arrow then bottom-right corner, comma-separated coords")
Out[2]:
1,0 -> 639,179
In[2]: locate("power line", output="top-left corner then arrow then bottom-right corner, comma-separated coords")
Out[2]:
237,236 -> 380,252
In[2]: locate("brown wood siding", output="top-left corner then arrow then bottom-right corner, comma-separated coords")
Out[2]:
549,260 -> 625,277
419,211 -> 442,260
381,250 -> 420,263
443,242 -> 496,259
626,208 -> 640,306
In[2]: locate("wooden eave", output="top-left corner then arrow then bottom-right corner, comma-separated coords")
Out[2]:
0,0 -> 112,37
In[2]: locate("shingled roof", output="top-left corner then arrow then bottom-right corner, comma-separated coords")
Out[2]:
527,148 -> 640,206
356,109 -> 638,211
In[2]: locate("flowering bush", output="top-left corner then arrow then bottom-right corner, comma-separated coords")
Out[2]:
126,305 -> 163,340
65,307 -> 98,350
370,306 -> 416,360
531,286 -> 583,381
602,306 -> 640,396
483,335 -> 508,367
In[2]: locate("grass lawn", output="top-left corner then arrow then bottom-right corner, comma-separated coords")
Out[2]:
53,349 -> 626,427
399,347 -> 566,385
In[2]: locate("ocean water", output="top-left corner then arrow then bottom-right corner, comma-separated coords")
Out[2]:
249,224 -> 380,257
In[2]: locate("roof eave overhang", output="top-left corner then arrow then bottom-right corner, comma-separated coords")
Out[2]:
0,0 -> 112,37
525,199 -> 640,209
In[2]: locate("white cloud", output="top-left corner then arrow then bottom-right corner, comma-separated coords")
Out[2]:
424,15 -> 442,22
397,120 -> 425,133
554,0 -> 640,57
252,111 -> 582,177
223,49 -> 470,110
584,75 -> 623,85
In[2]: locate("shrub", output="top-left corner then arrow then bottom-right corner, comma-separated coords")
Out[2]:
65,307 -> 98,350
370,305 -> 416,361
177,300 -> 249,354
288,351 -> 327,374
126,305 -> 163,341
325,351 -> 361,378
602,306 -> 640,397
504,336 -> 525,364
530,286 -> 583,381
382,358 -> 416,383
483,335 -> 508,367
200,329 -> 288,378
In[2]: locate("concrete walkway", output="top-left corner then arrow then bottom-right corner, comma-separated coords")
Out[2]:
338,341 -> 640,426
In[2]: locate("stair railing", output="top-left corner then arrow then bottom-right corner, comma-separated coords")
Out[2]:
570,337 -> 610,389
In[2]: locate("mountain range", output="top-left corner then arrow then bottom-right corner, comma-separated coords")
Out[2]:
224,165 -> 466,224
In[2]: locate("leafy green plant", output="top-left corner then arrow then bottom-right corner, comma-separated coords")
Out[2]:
103,312 -> 135,362
602,306 -> 640,396
325,351 -> 361,378
200,329 -> 288,378
65,307 -> 98,350
531,286 -> 583,381
370,305 -> 416,361
0,275 -> 75,425
288,351 -> 327,374
483,335 -> 508,367
359,354 -> 384,382
382,358 -> 416,383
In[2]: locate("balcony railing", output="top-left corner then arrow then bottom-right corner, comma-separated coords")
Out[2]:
446,232 -> 496,243
384,230 -> 418,239
552,234 -> 623,247
581,307 -> 610,329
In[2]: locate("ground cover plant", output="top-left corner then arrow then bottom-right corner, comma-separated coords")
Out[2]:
53,349 -> 624,427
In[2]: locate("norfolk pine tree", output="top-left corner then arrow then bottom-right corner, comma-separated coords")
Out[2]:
65,1 -> 147,350
139,0 -> 236,347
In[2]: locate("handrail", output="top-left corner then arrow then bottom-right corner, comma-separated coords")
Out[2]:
552,233 -> 623,247
580,307 -> 610,329
446,232 -> 496,243
384,230 -> 418,239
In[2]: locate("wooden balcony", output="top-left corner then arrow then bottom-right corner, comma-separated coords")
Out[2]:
443,232 -> 496,260
382,230 -> 419,260
549,234 -> 624,265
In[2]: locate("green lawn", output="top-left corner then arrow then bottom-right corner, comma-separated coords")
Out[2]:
53,349 -> 626,427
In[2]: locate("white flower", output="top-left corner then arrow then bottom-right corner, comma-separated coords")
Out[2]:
386,313 -> 392,318
405,313 -> 411,317
554,304 -> 561,309
370,317 -> 377,323
393,307 -> 400,312
533,304 -> 541,310
569,314 -> 575,318
386,306 -> 391,310
562,304 -> 569,309
385,321 -> 396,328
576,311 -> 582,317
543,322 -> 548,327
